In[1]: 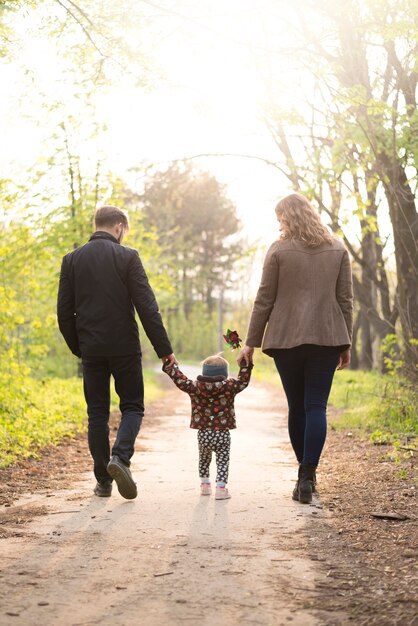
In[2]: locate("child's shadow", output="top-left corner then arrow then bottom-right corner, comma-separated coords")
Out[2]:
187,494 -> 230,544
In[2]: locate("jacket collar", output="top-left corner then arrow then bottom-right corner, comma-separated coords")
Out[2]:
197,375 -> 227,383
89,231 -> 119,244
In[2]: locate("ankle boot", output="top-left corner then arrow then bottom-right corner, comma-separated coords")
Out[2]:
292,465 -> 317,501
298,464 -> 317,504
292,464 -> 301,501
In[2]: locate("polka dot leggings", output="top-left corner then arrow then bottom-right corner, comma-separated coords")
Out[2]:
197,429 -> 231,484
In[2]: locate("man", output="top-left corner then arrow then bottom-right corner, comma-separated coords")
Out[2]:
57,205 -> 176,499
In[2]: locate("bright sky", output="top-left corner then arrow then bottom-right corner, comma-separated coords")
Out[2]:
1,1 -> 311,247
3,0 -> 385,266
107,0 -> 303,246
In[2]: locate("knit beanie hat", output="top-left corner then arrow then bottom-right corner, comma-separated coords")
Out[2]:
202,362 -> 228,378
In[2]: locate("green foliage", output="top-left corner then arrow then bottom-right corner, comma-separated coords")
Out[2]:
0,190 -> 56,375
142,369 -> 164,405
328,370 -> 417,436
381,333 -> 404,374
0,375 -> 85,468
250,357 -> 417,441
0,1 -> 253,464
267,0 -> 418,375
140,161 -> 246,315
167,305 -> 219,360
249,352 -> 281,385
0,166 -> 174,378
369,430 -> 397,445
110,369 -> 163,408
133,162 -> 253,359
0,368 -> 164,468
0,1 -> 37,58
1,159 -> 250,377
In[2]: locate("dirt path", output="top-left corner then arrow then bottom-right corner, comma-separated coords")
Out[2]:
1,374 -> 346,625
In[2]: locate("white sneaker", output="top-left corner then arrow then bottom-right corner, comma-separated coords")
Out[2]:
215,486 -> 231,500
200,482 -> 212,495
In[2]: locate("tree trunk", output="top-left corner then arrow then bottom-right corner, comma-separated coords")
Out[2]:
359,310 -> 373,370
379,156 -> 418,372
350,312 -> 361,370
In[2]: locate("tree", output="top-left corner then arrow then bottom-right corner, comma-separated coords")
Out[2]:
140,162 -> 244,314
0,0 -> 158,371
264,0 -> 417,374
135,162 -> 247,356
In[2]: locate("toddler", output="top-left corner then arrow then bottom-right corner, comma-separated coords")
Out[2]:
163,354 -> 253,499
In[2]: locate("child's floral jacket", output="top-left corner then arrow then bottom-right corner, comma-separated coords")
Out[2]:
163,362 -> 253,430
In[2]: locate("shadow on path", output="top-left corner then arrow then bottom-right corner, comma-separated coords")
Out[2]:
0,378 -> 346,626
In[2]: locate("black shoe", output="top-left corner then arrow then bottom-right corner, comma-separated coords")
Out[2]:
107,456 -> 137,500
298,464 -> 317,504
94,481 -> 113,497
292,468 -> 317,501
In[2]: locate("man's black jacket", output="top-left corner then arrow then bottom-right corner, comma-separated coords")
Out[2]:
57,232 -> 173,359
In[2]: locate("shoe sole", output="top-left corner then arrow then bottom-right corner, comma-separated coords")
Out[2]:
215,493 -> 231,500
107,462 -> 137,500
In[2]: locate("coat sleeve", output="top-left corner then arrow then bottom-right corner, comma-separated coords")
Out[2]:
226,363 -> 253,395
162,363 -> 196,394
245,243 -> 279,347
57,256 -> 81,358
336,249 -> 354,344
127,251 -> 173,358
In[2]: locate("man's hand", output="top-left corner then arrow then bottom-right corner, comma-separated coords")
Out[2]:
237,345 -> 254,366
162,353 -> 177,368
337,348 -> 351,370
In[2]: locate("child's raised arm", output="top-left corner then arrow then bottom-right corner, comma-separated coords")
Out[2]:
162,361 -> 196,394
226,360 -> 254,394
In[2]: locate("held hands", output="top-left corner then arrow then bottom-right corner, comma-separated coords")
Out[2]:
237,345 -> 254,366
337,348 -> 351,370
162,353 -> 177,368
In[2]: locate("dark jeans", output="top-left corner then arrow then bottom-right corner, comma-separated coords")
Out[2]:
82,352 -> 144,483
272,345 -> 340,466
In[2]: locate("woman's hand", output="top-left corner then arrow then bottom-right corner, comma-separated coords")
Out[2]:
337,348 -> 351,370
238,345 -> 254,366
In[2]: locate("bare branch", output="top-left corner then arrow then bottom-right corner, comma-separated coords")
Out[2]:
64,0 -> 94,26
54,0 -> 106,59
178,151 -> 292,180
384,41 -> 417,113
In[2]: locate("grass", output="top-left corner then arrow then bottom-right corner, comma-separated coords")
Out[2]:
249,353 -> 417,441
2,355 -> 414,468
0,368 -> 164,469
328,369 -> 417,440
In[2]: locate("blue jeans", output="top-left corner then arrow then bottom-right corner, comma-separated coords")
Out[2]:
82,352 -> 144,483
272,345 -> 340,466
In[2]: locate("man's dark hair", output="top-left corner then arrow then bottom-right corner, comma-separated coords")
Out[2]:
94,205 -> 129,230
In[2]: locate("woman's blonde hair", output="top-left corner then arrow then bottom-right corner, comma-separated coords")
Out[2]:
275,193 -> 334,247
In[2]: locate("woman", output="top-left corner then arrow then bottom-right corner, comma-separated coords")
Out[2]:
239,193 -> 353,504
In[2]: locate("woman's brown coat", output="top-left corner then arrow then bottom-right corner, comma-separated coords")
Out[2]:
246,239 -> 353,354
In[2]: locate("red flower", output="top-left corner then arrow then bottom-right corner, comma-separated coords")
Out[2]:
223,328 -> 242,350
